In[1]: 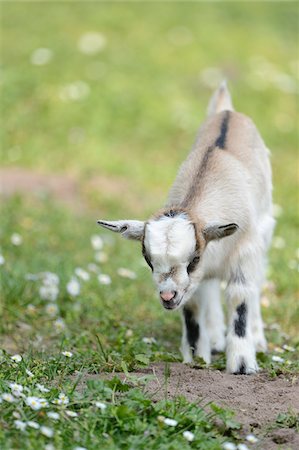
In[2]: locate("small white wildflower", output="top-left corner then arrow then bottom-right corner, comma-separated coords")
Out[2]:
272,355 -> 284,363
117,268 -> 137,279
95,401 -> 107,411
13,411 -> 21,419
62,351 -> 73,358
164,418 -> 178,427
27,420 -> 40,429
183,430 -> 195,442
237,445 -> 249,450
27,304 -> 37,315
74,447 -> 87,450
26,369 -> 34,378
142,337 -> 157,344
39,284 -> 59,302
30,48 -> 53,65
26,396 -> 42,410
0,254 -> 5,265
78,31 -> 107,55
59,81 -> 90,102
65,410 -> 78,417
57,392 -> 69,405
222,443 -> 237,450
36,383 -> 50,393
272,204 -> 283,218
14,420 -> 27,431
40,426 -> 54,438
87,263 -> 100,273
2,393 -> 15,403
91,234 -> 104,250
45,303 -> 59,316
67,278 -> 80,296
47,411 -> 60,420
44,445 -> 56,450
97,274 -> 111,285
42,272 -> 59,286
9,383 -> 23,397
39,398 -> 49,408
11,233 -> 23,246
75,268 -> 90,281
54,318 -> 66,332
246,434 -> 258,443
272,236 -> 285,249
282,344 -> 295,352
125,329 -> 133,338
94,251 -> 108,263
11,354 -> 22,363
274,346 -> 284,353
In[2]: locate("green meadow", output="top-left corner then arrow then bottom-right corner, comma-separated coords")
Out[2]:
1,2 -> 298,449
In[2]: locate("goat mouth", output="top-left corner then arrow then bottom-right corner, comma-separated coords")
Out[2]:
161,297 -> 182,310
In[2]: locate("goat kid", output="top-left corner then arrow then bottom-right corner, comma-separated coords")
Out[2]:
98,82 -> 275,374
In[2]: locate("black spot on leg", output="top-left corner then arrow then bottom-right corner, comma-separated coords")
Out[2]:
234,302 -> 247,338
233,358 -> 247,375
183,308 -> 200,356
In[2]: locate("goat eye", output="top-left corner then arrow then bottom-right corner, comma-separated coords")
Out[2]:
187,256 -> 200,274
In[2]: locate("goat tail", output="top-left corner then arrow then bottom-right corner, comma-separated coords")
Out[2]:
207,80 -> 234,117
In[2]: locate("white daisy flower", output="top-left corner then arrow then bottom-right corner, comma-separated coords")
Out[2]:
53,318 -> 66,332
282,344 -> 295,352
13,411 -> 21,419
95,401 -> 107,411
272,355 -> 284,363
246,434 -> 258,443
164,418 -> 178,427
26,369 -> 34,378
78,32 -> 106,55
272,236 -> 285,249
39,398 -> 49,408
44,445 -> 56,450
66,278 -> 80,296
40,426 -> 54,438
222,443 -> 236,450
91,234 -> 104,250
42,272 -> 59,286
94,251 -> 108,263
36,383 -> 50,393
53,392 -> 69,405
75,268 -> 90,281
27,420 -> 40,429
117,268 -> 137,279
97,274 -> 111,285
39,284 -> 59,302
0,254 -> 5,265
45,303 -> 59,316
183,430 -> 195,441
14,420 -> 27,431
237,444 -> 249,450
9,383 -> 23,397
59,81 -> 90,102
11,233 -> 23,246
62,351 -> 73,358
142,337 -> 156,344
125,329 -> 133,338
74,447 -> 87,450
47,411 -> 60,420
65,410 -> 78,417
11,354 -> 22,363
87,263 -> 100,273
2,393 -> 15,403
26,396 -> 42,410
30,48 -> 53,65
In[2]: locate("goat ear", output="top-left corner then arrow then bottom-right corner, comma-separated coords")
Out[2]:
203,222 -> 239,243
97,219 -> 145,241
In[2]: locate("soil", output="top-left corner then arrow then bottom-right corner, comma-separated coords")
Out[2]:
77,363 -> 299,450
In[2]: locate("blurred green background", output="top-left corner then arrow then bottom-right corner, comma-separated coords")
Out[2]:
1,2 -> 298,336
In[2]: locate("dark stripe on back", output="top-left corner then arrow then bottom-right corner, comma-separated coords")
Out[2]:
214,111 -> 230,149
181,111 -> 230,208
183,307 -> 200,356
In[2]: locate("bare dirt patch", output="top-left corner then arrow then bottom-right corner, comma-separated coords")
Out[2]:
77,363 -> 299,449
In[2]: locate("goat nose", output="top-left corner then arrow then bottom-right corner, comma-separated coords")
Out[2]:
160,291 -> 176,302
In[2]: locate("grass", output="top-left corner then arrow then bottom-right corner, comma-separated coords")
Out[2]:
1,2 -> 298,449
